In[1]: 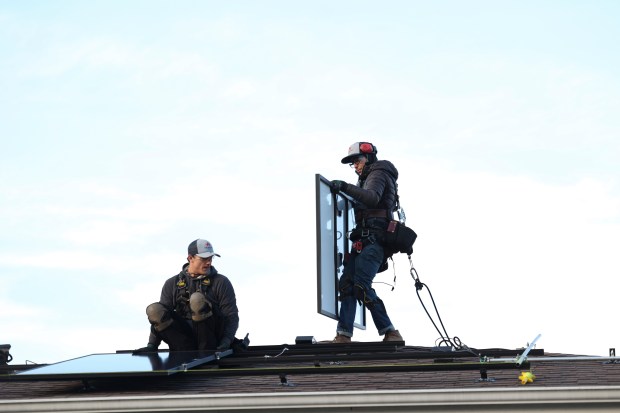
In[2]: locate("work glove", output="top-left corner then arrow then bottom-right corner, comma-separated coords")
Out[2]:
216,337 -> 233,351
232,333 -> 251,353
132,343 -> 158,355
330,180 -> 349,194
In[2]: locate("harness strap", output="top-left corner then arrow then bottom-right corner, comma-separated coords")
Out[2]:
349,232 -> 379,253
173,272 -> 212,315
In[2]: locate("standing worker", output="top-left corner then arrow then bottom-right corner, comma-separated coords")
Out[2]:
135,239 -> 241,352
330,142 -> 404,343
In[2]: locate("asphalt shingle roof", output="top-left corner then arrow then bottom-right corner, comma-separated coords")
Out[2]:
2,342 -> 620,401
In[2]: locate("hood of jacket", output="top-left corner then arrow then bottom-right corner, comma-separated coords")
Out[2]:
359,159 -> 398,183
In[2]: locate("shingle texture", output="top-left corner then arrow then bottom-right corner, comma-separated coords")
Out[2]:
2,343 -> 620,400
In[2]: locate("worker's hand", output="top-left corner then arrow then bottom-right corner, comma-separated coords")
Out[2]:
330,180 -> 348,194
131,343 -> 157,355
216,337 -> 232,351
132,344 -> 157,355
232,333 -> 251,353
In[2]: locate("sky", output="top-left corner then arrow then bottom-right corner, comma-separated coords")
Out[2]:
1,0 -> 619,365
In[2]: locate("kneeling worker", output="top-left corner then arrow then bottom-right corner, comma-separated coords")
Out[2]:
135,239 -> 242,352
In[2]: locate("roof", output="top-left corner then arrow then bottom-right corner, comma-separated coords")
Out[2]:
2,342 -> 620,412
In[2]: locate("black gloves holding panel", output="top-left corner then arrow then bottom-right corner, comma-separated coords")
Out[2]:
330,180 -> 349,194
132,343 -> 158,355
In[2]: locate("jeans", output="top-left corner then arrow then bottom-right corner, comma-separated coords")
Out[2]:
337,241 -> 395,337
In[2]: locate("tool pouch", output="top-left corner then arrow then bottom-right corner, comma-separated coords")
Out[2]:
383,220 -> 417,255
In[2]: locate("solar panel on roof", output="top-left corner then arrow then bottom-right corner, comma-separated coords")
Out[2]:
3,350 -> 231,381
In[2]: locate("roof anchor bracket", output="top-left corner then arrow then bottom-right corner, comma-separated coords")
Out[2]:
605,348 -> 620,364
477,368 -> 496,383
279,374 -> 295,387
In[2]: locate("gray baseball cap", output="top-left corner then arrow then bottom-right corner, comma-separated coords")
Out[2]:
188,239 -> 221,258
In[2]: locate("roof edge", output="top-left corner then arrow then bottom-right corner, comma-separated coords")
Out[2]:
3,386 -> 620,412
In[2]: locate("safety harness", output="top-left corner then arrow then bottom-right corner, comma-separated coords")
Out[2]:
340,168 -> 414,305
173,270 -> 213,319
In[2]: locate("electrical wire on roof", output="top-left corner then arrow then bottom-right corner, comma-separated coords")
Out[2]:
264,347 -> 289,358
407,255 -> 477,357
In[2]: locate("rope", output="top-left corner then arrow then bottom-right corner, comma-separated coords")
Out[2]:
407,255 -> 477,356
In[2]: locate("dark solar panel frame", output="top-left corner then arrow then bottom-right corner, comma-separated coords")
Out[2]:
0,344 -> 541,383
315,174 -> 365,329
1,350 -> 232,381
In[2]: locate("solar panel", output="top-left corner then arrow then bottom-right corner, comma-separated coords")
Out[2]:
315,174 -> 365,329
3,350 -> 231,381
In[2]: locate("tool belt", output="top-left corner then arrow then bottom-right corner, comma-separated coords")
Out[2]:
348,219 -> 417,256
349,232 -> 378,253
354,209 -> 392,222
348,221 -> 386,254
348,218 -> 387,242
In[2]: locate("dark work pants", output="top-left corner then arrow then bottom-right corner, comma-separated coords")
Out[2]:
155,312 -> 222,351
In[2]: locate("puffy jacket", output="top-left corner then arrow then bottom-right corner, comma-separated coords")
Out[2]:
343,159 -> 399,215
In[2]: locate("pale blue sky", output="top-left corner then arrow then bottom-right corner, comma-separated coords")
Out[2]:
1,1 -> 619,364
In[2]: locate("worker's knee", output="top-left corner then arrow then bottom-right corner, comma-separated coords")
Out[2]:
353,284 -> 367,303
146,302 -> 173,332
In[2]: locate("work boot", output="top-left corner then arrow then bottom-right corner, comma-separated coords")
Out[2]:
383,330 -> 404,343
333,334 -> 352,344
189,292 -> 213,322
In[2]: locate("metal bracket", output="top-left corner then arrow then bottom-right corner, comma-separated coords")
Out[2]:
516,334 -> 541,365
605,348 -> 620,364
477,368 -> 496,382
279,374 -> 295,387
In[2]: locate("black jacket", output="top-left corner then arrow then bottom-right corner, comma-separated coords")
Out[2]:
148,264 -> 239,346
344,159 -> 399,215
